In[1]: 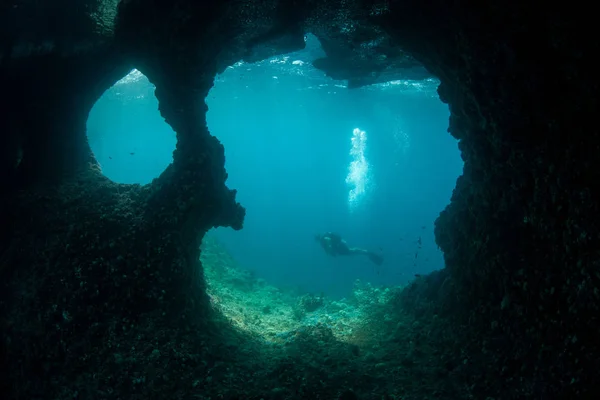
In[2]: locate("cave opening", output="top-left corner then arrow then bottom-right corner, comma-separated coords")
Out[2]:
80,33 -> 463,346
205,34 -> 463,294
201,34 -> 463,342
86,69 -> 176,185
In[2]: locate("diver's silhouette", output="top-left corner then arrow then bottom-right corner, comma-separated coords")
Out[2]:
315,232 -> 383,266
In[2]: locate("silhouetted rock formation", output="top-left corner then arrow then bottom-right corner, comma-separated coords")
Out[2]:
0,1 -> 598,399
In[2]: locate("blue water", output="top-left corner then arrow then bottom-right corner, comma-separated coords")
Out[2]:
87,35 -> 463,299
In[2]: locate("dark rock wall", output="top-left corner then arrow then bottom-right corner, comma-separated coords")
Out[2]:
383,1 -> 599,397
0,0 -> 598,398
0,52 -> 130,188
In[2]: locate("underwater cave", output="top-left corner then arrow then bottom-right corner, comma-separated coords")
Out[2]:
1,1 -> 599,399
87,32 -> 462,297
84,33 -> 462,351
205,34 -> 462,298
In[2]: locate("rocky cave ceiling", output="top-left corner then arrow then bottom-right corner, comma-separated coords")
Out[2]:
0,0 -> 598,399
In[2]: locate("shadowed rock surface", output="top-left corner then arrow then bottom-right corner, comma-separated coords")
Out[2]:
0,0 -> 598,399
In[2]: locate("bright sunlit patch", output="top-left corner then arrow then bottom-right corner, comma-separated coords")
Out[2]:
370,77 -> 441,97
115,68 -> 145,86
346,127 -> 371,212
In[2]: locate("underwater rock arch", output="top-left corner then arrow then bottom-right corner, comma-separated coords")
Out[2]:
0,0 -> 598,398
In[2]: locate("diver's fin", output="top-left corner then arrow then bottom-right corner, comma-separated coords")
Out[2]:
368,252 -> 384,266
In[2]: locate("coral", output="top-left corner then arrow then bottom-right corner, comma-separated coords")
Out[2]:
299,293 -> 325,312
198,235 -> 455,398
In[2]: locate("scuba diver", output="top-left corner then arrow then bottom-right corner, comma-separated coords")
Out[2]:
315,232 -> 384,266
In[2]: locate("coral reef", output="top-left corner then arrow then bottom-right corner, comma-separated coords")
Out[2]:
201,234 -> 458,399
298,293 -> 325,313
0,0 -> 599,399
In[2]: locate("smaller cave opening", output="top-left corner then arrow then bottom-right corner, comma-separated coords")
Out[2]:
86,69 -> 176,185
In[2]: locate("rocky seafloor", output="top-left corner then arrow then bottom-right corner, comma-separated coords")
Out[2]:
1,0 -> 599,399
